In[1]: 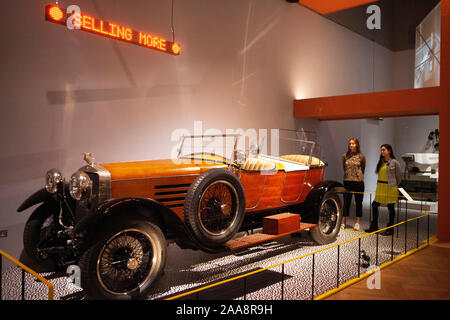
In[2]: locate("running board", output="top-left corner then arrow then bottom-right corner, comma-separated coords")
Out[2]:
226,213 -> 317,251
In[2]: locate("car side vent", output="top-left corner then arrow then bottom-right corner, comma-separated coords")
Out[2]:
154,183 -> 191,208
154,183 -> 191,189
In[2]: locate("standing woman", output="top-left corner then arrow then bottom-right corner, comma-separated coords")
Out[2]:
342,138 -> 366,231
366,144 -> 402,235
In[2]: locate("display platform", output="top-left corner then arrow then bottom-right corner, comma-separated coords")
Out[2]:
1,210 -> 437,300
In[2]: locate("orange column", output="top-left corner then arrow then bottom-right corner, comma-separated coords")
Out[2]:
438,0 -> 450,241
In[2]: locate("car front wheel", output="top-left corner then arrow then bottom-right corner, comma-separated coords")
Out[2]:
79,219 -> 166,300
184,168 -> 246,248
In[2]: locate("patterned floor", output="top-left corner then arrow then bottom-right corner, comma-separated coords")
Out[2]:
0,209 -> 437,300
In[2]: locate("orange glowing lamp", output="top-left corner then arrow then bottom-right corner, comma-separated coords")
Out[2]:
45,4 -> 181,55
48,5 -> 64,21
171,43 -> 181,55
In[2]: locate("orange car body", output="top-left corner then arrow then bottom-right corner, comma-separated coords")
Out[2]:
101,154 -> 325,223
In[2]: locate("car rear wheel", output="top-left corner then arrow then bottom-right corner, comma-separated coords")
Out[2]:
184,168 -> 246,248
310,191 -> 342,245
79,219 -> 166,300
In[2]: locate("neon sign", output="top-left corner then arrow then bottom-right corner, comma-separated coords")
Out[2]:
45,4 -> 181,55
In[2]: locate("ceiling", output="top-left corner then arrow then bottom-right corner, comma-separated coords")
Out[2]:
295,0 -> 441,51
297,0 -> 379,15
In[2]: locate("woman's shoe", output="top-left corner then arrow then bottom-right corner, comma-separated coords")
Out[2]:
353,223 -> 360,231
380,228 -> 394,236
365,225 -> 379,233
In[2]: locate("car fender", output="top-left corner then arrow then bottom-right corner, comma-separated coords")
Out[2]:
17,188 -> 53,212
74,197 -> 223,253
74,197 -> 177,232
300,180 -> 344,224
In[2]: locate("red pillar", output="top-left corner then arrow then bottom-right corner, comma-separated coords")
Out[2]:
438,0 -> 450,241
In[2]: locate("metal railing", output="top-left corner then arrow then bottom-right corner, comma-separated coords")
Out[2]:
165,192 -> 436,300
0,249 -> 54,300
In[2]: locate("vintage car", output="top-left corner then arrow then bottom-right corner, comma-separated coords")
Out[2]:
18,133 -> 343,299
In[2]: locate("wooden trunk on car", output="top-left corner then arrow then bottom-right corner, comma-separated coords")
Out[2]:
263,213 -> 301,235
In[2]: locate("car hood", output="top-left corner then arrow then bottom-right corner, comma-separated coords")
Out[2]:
101,157 -> 229,181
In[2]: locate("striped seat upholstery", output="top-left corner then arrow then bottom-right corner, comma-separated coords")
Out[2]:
280,154 -> 325,167
241,157 -> 276,172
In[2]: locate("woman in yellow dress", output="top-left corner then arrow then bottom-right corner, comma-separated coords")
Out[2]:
365,144 -> 402,235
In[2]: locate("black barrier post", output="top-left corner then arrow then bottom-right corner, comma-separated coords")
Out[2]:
357,238 -> 361,278
419,199 -> 423,248
376,233 -> 379,266
397,199 -> 400,226
391,229 -> 394,261
369,194 -> 372,223
405,205 -> 408,254
336,245 -> 340,288
311,253 -> 315,300
0,255 -> 2,301
243,276 -> 247,300
397,200 -> 400,238
21,268 -> 25,300
281,264 -> 285,300
416,214 -> 420,249
427,213 -> 430,245
405,199 -> 408,218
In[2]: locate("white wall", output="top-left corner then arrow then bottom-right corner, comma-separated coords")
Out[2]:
393,49 -> 415,90
0,0 -> 401,258
394,115 -> 440,157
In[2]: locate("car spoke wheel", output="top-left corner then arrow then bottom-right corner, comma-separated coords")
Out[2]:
198,180 -> 239,236
310,191 -> 342,245
23,202 -> 60,269
97,229 -> 155,295
184,168 -> 246,248
318,197 -> 339,234
80,220 -> 166,300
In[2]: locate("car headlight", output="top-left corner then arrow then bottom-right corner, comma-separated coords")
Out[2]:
45,169 -> 63,194
69,171 -> 92,201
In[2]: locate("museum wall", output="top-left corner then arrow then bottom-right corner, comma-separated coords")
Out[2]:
0,0 -> 402,260
394,115 -> 440,158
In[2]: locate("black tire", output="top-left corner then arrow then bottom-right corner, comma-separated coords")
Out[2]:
22,202 -> 59,269
184,168 -> 246,248
310,191 -> 342,245
79,219 -> 167,300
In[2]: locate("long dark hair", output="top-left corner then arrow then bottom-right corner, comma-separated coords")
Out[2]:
376,144 -> 396,173
345,137 -> 361,159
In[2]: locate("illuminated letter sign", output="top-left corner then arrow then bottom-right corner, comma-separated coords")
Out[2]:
45,4 -> 181,55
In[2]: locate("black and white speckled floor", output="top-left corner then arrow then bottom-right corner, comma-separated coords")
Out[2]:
0,209 -> 437,300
